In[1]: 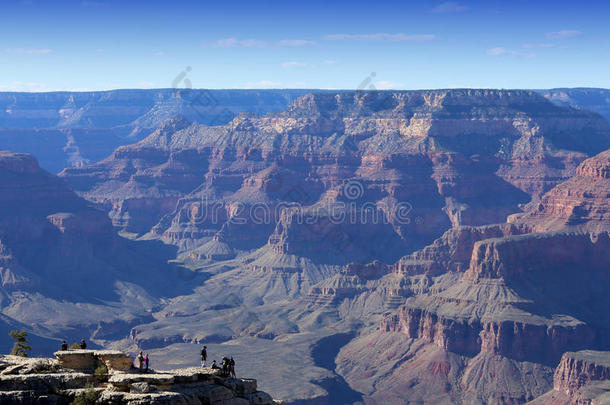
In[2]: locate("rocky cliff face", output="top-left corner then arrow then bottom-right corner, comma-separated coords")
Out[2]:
515,150 -> 610,232
4,89 -> 610,404
0,89 -> 311,172
0,150 -> 193,353
526,350 -> 610,405
60,90 -> 610,277
553,351 -> 610,397
52,91 -> 610,403
0,350 -> 281,405
339,144 -> 610,403
540,88 -> 610,123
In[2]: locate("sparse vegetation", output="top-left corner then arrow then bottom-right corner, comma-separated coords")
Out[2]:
70,386 -> 98,405
69,343 -> 82,350
94,362 -> 108,376
8,329 -> 31,357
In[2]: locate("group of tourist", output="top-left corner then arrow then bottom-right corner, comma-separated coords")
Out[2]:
59,339 -> 150,373
137,351 -> 150,372
201,345 -> 236,377
59,339 -> 87,351
57,341 -> 234,377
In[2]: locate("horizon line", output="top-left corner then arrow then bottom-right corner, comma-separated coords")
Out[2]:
0,86 -> 608,94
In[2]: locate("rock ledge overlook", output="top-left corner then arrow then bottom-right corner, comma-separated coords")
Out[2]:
0,350 -> 281,405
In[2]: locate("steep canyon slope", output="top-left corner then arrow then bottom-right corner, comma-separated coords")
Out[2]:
0,89 -> 310,172
0,150 -> 197,355
336,147 -> 610,404
52,89 -> 610,403
1,89 -> 610,403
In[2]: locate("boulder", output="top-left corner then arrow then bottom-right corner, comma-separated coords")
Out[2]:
241,391 -> 275,405
129,381 -> 156,394
54,350 -> 97,371
218,378 -> 257,395
108,372 -> 175,391
94,350 -> 133,372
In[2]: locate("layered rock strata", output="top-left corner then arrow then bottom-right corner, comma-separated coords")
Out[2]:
0,351 -> 280,405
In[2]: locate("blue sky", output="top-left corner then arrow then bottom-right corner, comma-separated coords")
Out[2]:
1,0 -> 609,91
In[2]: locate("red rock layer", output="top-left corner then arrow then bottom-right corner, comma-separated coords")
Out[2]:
553,351 -> 610,397
517,150 -> 610,232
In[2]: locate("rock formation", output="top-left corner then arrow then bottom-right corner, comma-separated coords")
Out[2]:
527,351 -> 610,404
2,89 -> 610,403
514,149 -> 610,232
0,150 -> 196,353
60,90 -> 610,270
336,148 -> 610,403
0,89 -> 311,172
0,350 -> 280,404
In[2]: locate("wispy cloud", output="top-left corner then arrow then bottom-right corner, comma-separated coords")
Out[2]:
430,2 -> 469,13
211,38 -> 268,48
138,81 -> 157,88
281,61 -> 313,68
245,80 -> 312,89
278,39 -> 317,47
486,47 -> 535,58
245,80 -> 283,89
323,33 -> 435,42
209,38 -> 316,48
374,80 -> 406,90
546,30 -> 582,39
6,48 -> 52,55
0,81 -> 50,92
522,42 -> 554,49
154,51 -> 165,56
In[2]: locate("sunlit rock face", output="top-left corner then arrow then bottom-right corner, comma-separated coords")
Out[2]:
61,90 -> 610,268
0,89 -> 312,172
3,88 -> 610,404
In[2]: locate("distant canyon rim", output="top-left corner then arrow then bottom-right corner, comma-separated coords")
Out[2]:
0,88 -> 609,404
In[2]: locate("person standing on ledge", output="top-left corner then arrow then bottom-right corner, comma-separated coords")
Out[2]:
144,353 -> 149,372
201,345 -> 207,367
61,340 -> 68,351
229,357 -> 236,378
80,339 -> 87,349
137,351 -> 144,371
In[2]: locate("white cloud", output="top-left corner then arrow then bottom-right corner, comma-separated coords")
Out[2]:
430,2 -> 469,13
374,80 -> 406,90
278,39 -> 316,47
6,48 -> 52,55
522,42 -> 554,49
155,51 -> 165,56
244,80 -> 312,89
486,47 -> 535,58
0,81 -> 51,92
208,38 -> 316,48
245,80 -> 283,89
138,81 -> 157,88
323,33 -> 435,42
281,61 -> 313,68
211,38 -> 268,48
546,30 -> 582,39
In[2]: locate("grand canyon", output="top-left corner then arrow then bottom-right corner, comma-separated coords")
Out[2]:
2,1 -> 610,403
0,86 -> 609,404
